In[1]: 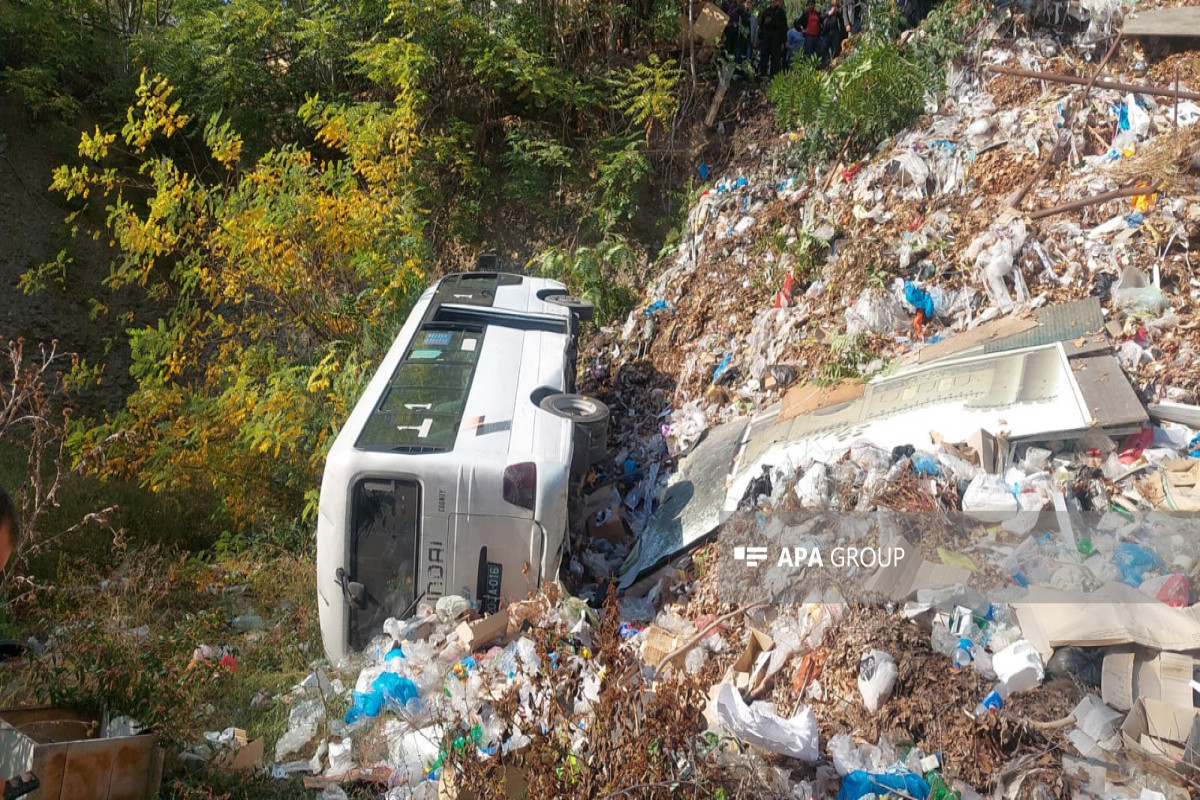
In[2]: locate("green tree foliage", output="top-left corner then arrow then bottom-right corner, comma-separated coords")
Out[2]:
767,1 -> 984,167
0,0 -> 131,119
53,71 -> 426,525
530,236 -> 639,326
34,0 -> 694,527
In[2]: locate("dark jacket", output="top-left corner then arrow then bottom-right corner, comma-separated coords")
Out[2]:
761,3 -> 788,33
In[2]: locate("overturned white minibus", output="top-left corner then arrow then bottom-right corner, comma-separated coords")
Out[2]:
316,270 -> 607,660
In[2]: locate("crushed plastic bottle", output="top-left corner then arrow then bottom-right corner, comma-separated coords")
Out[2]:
973,682 -> 1009,716
951,638 -> 974,671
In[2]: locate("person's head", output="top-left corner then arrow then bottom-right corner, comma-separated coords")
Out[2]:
0,486 -> 17,572
794,15 -> 803,29
806,1 -> 815,11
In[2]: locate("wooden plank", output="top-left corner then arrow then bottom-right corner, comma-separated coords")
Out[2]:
106,738 -> 158,800
31,743 -> 67,800
1123,8 -> 1200,38
60,739 -> 116,800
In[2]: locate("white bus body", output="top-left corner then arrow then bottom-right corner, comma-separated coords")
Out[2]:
316,272 -> 603,660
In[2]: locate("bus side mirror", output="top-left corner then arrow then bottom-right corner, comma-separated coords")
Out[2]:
335,567 -> 368,610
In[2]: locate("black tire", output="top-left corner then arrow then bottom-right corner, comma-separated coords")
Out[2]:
539,393 -> 609,424
545,294 -> 595,322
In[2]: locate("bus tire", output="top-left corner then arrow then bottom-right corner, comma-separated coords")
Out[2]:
539,393 -> 608,425
545,294 -> 595,322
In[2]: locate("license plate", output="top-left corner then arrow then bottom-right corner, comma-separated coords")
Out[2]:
482,562 -> 503,614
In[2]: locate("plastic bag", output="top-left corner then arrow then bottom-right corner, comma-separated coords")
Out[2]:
857,650 -> 898,713
962,474 -> 1018,522
794,462 -> 829,509
838,770 -> 930,800
1045,646 -> 1103,687
1138,572 -> 1189,607
911,452 -> 940,477
713,683 -> 820,761
326,738 -> 355,776
845,288 -> 909,335
1113,542 -> 1164,587
828,733 -> 883,777
1113,267 -> 1167,314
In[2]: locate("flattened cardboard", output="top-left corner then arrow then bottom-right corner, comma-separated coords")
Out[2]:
680,2 -> 728,44
641,626 -> 683,668
456,610 -> 511,652
862,535 -> 972,601
900,313 -> 1037,366
779,380 -> 865,423
587,506 -> 629,546
1012,582 -> 1200,661
439,763 -> 529,800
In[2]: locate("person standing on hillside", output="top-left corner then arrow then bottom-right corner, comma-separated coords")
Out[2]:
757,0 -> 789,79
786,16 -> 805,67
821,0 -> 847,61
723,0 -> 752,63
799,0 -> 822,57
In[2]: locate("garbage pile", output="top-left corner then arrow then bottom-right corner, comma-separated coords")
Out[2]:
188,2 -> 1200,797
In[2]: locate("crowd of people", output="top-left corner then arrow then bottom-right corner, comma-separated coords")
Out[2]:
720,0 -> 934,80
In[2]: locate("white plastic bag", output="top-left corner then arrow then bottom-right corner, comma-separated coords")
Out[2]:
714,683 -> 820,761
794,462 -> 829,510
845,289 -> 908,335
857,650 -> 898,713
962,474 -> 1018,522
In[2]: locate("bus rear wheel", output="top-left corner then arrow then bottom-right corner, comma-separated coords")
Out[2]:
539,393 -> 608,424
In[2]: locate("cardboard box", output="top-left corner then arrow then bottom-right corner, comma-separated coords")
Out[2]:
730,628 -> 775,697
213,728 -> 264,772
641,625 -> 683,668
456,609 -> 511,652
0,707 -> 163,800
1102,649 -> 1197,713
967,429 -> 1009,474
1120,697 -> 1200,775
586,506 -> 628,546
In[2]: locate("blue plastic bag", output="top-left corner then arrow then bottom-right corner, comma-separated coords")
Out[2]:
1113,542 -> 1164,587
838,769 -> 931,800
345,672 -> 420,723
912,452 -> 940,477
904,281 -> 937,320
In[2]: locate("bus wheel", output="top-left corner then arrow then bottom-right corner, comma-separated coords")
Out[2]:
539,393 -> 608,424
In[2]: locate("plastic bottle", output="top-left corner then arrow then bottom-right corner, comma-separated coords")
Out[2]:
973,681 -> 1009,716
951,638 -> 973,670
926,770 -> 961,800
